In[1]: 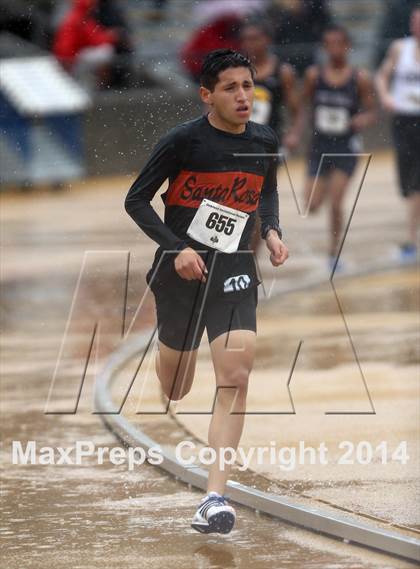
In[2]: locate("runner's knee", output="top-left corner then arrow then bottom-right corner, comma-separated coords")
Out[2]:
159,368 -> 195,400
217,367 -> 250,394
156,350 -> 196,401
158,367 -> 194,400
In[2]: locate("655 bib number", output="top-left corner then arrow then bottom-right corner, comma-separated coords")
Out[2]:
187,199 -> 249,253
205,211 -> 237,235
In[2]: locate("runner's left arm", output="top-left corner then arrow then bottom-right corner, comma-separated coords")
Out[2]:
259,129 -> 288,266
258,129 -> 282,239
351,70 -> 377,131
280,63 -> 302,151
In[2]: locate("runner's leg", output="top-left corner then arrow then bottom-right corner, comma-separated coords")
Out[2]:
156,342 -> 198,401
304,175 -> 328,214
206,329 -> 256,494
407,192 -> 420,245
392,115 -> 420,252
327,169 -> 352,258
152,261 -> 206,401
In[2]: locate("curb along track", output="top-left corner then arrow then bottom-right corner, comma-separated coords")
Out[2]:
95,262 -> 420,564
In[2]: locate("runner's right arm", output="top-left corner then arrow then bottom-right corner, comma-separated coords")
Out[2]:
375,40 -> 400,112
280,63 -> 301,151
294,65 -> 318,140
125,128 -> 188,252
125,127 -> 207,281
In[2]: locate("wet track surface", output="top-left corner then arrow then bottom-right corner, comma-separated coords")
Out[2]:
1,155 -> 419,568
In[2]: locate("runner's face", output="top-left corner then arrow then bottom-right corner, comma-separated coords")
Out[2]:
240,26 -> 270,59
202,67 -> 254,126
323,31 -> 350,64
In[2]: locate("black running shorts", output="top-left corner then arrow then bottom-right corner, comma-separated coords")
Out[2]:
307,135 -> 360,178
392,114 -> 420,197
147,250 -> 259,351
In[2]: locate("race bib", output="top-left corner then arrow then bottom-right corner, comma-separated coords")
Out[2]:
251,86 -> 272,125
315,105 -> 350,135
187,199 -> 249,253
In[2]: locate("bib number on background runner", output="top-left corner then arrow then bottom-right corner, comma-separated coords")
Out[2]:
251,86 -> 272,125
187,199 -> 249,253
315,105 -> 350,135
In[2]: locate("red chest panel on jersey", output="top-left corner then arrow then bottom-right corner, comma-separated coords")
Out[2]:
166,170 -> 264,213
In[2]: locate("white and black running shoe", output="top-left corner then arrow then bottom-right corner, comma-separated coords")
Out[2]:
191,492 -> 236,534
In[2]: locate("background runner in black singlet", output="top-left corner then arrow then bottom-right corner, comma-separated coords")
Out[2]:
301,25 -> 376,270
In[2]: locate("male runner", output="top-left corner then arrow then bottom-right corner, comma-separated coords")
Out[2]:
376,6 -> 420,263
301,25 -> 376,270
125,49 -> 288,534
240,19 -> 300,148
239,19 -> 301,253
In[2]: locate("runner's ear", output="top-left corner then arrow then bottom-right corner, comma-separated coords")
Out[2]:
199,85 -> 212,106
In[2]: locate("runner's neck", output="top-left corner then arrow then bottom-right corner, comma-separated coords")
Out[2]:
206,112 -> 247,135
329,60 -> 348,71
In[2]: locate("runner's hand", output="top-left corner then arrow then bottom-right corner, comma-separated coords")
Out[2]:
174,247 -> 208,281
283,129 -> 299,151
351,113 -> 371,131
266,232 -> 289,267
380,94 -> 396,114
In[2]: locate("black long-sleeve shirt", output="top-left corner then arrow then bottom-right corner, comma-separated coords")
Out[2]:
125,114 -> 281,257
125,115 -> 282,293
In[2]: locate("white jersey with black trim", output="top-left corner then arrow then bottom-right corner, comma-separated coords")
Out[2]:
391,37 -> 420,115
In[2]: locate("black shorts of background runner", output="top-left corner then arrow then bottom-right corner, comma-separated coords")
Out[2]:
307,136 -> 359,178
392,114 -> 420,197
147,250 -> 259,351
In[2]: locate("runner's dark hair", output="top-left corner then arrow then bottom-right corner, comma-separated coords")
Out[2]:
200,49 -> 255,91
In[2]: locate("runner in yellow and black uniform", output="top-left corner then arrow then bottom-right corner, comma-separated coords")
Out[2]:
239,20 -> 301,252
